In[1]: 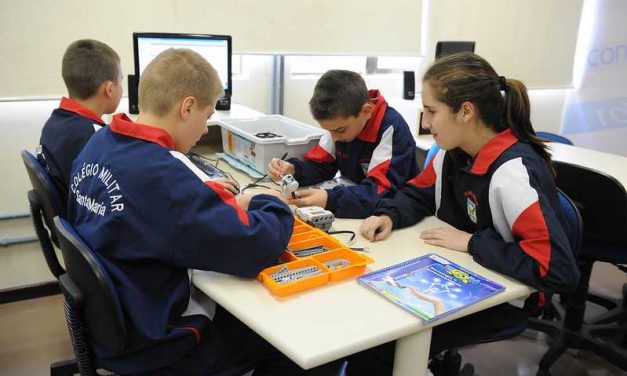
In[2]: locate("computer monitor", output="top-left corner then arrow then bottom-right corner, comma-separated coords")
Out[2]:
131,32 -> 232,113
435,41 -> 476,59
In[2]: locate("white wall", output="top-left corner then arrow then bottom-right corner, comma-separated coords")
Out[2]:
0,0 -> 590,289
0,0 -> 423,98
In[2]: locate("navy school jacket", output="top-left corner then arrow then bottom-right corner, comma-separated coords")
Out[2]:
39,97 -> 105,201
290,90 -> 419,219
67,114 -> 294,374
374,129 -> 579,295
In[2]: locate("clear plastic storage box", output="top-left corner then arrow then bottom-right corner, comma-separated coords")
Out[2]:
217,115 -> 325,174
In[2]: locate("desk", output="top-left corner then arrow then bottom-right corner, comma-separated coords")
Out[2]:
412,136 -> 627,187
547,142 -> 627,187
192,161 -> 533,375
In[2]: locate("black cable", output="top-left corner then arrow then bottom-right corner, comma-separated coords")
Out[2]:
240,152 -> 288,194
327,230 -> 356,242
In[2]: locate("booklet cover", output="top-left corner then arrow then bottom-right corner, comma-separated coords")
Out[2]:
358,253 -> 505,322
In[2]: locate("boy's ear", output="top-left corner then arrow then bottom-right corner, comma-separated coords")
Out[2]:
103,81 -> 115,98
361,102 -> 374,120
179,96 -> 196,120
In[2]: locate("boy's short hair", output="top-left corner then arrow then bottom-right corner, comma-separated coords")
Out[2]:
62,39 -> 121,100
138,49 -> 224,116
309,70 -> 369,120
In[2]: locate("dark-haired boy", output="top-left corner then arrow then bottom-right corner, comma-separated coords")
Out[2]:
268,70 -> 418,218
38,39 -> 123,202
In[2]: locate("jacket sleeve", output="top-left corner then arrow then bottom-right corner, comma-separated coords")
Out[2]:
468,158 -> 579,294
373,153 -> 439,227
290,132 -> 338,186
174,181 -> 294,278
326,125 -> 419,218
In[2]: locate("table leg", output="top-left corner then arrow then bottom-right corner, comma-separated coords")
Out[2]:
393,328 -> 432,376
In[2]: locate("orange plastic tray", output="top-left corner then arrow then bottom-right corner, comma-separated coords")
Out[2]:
258,217 -> 374,296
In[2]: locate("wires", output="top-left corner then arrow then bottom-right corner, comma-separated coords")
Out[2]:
327,230 -> 356,243
240,152 -> 288,194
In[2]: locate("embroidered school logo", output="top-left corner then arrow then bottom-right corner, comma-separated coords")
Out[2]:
360,162 -> 370,175
464,191 -> 478,223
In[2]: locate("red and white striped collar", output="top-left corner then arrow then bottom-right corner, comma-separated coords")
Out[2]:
109,113 -> 176,149
357,90 -> 388,143
59,97 -> 105,124
470,128 -> 519,175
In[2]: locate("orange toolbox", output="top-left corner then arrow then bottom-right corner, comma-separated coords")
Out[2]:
258,217 -> 373,296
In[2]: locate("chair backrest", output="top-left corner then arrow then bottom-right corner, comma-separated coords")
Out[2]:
21,150 -> 65,244
554,160 -> 627,249
54,216 -> 127,352
424,143 -> 441,169
556,188 -> 582,257
536,132 -> 573,145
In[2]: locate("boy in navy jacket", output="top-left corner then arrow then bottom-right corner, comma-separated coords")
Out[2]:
268,70 -> 418,218
68,49 -> 305,375
39,39 -> 123,202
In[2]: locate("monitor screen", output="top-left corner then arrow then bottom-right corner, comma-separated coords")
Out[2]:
132,32 -> 232,110
435,41 -> 476,59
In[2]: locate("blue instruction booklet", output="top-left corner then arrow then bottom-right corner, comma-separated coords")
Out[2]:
358,253 -> 505,322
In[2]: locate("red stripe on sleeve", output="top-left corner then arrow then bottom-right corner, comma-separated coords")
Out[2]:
205,181 -> 250,226
511,201 -> 551,278
304,145 -> 335,164
367,159 -> 392,194
408,160 -> 436,188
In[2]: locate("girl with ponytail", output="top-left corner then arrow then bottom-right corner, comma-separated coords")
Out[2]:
344,53 -> 579,375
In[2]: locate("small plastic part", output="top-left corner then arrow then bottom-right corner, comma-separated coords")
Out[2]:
281,174 -> 299,199
296,206 -> 334,232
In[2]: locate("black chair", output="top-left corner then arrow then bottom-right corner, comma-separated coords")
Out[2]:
52,216 -> 127,376
532,161 -> 627,375
52,217 -> 252,376
21,150 -> 66,279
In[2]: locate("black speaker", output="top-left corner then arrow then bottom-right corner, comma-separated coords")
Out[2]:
403,71 -> 415,100
216,95 -> 231,111
128,74 -> 139,114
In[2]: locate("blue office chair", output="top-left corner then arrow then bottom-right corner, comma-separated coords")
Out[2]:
424,143 -> 441,169
21,150 -> 66,279
532,161 -> 627,375
526,188 -> 582,362
536,132 -> 573,146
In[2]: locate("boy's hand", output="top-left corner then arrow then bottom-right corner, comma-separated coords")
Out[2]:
360,215 -> 393,242
210,178 -> 240,195
288,188 -> 327,208
419,227 -> 472,252
267,158 -> 295,182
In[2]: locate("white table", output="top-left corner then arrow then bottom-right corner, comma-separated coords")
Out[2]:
413,135 -> 627,186
547,142 -> 627,187
193,213 -> 533,375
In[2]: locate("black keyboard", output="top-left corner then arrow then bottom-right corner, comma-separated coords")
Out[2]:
186,153 -> 227,179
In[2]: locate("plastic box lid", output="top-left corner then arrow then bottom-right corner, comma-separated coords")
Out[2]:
216,115 -> 324,145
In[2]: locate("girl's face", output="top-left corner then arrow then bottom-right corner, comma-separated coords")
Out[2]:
420,82 -> 465,151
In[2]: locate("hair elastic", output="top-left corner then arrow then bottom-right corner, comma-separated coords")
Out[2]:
499,76 -> 508,91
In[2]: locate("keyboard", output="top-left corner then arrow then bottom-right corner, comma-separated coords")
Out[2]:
186,153 -> 227,179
